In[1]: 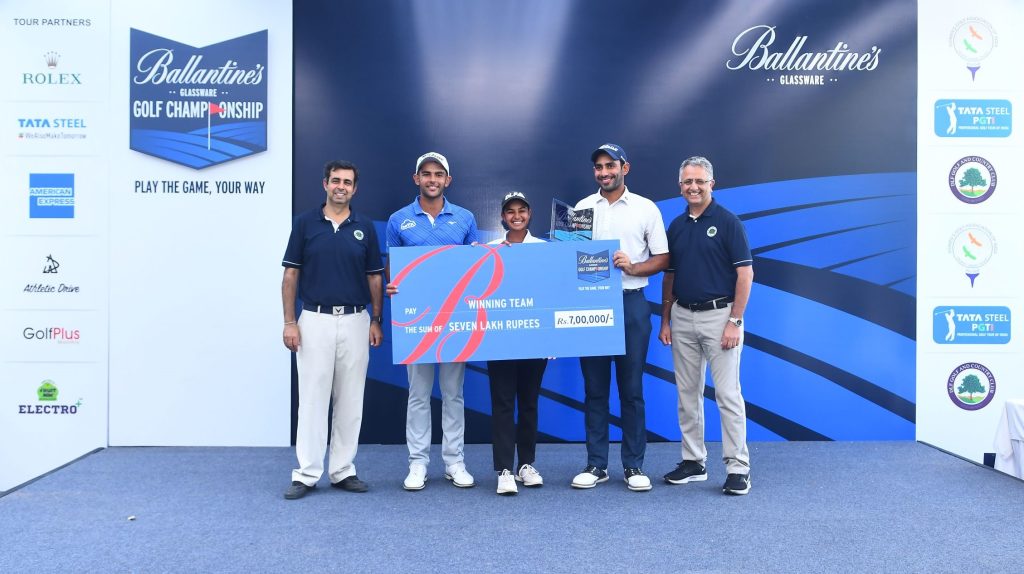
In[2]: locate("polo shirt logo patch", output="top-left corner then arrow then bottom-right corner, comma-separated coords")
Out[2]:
400,219 -> 416,231
707,226 -> 718,238
353,229 -> 364,240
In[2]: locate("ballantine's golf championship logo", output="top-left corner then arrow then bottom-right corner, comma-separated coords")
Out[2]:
932,306 -> 1010,344
726,24 -> 881,86
948,156 -> 996,204
950,17 -> 996,81
946,362 -> 996,411
948,224 -> 995,287
129,29 -> 267,169
577,251 -> 610,283
934,99 -> 1011,137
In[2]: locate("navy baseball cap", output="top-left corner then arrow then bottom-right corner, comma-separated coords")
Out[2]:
591,143 -> 627,163
501,191 -> 530,210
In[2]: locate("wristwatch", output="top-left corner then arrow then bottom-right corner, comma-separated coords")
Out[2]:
373,316 -> 383,324
728,317 -> 743,328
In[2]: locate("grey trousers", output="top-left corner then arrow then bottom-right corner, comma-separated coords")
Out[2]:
670,303 -> 750,474
406,362 -> 467,468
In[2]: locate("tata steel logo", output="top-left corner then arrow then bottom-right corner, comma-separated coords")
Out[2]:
932,306 -> 1010,345
934,99 -> 1012,138
950,17 -> 997,81
22,51 -> 82,85
948,224 -> 996,287
948,156 -> 996,204
946,362 -> 996,411
17,117 -> 88,141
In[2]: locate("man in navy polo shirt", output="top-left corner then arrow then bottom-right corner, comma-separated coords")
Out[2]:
385,151 -> 479,491
280,160 -> 384,500
570,143 -> 668,492
658,155 -> 754,495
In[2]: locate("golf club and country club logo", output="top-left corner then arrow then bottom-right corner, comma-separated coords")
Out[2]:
946,362 -> 996,411
129,29 -> 268,169
950,17 -> 997,81
948,224 -> 995,287
948,156 -> 996,204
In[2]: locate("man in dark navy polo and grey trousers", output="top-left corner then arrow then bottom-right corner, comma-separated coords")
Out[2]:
281,160 -> 384,500
658,155 -> 753,495
571,143 -> 669,492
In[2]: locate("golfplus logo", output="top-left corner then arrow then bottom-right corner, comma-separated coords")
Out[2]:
946,362 -> 996,411
948,224 -> 996,287
950,17 -> 997,81
23,326 -> 80,344
948,156 -> 996,204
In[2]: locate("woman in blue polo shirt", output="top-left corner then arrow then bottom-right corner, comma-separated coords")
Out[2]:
487,191 -> 548,496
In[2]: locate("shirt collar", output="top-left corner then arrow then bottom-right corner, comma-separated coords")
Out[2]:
685,198 -> 718,220
411,196 -> 452,216
318,202 -> 362,224
597,186 -> 632,206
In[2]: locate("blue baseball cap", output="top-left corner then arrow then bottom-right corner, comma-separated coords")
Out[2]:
591,143 -> 627,163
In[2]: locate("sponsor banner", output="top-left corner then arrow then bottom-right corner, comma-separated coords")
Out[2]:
933,99 -> 1012,138
932,306 -> 1010,344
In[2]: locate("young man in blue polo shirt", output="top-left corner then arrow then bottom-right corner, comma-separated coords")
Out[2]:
658,155 -> 754,495
281,160 -> 384,500
571,143 -> 669,492
385,152 -> 479,491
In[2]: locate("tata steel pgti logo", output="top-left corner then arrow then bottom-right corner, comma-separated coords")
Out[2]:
950,17 -> 997,81
129,29 -> 268,169
934,99 -> 1012,138
577,251 -> 610,283
932,306 -> 1010,345
948,156 -> 996,204
948,224 -> 996,287
946,362 -> 996,411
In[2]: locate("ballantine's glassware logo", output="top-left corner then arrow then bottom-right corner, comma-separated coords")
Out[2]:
726,25 -> 881,86
950,17 -> 996,81
129,29 -> 268,169
577,251 -> 610,283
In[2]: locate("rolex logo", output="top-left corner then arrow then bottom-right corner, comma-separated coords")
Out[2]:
44,51 -> 60,69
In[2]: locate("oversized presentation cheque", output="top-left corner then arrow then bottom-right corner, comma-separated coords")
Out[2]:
389,240 -> 625,364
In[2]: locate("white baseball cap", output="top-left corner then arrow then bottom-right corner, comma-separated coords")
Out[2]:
415,151 -> 450,175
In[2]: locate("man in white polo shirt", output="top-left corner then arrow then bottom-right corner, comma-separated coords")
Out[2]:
570,143 -> 668,492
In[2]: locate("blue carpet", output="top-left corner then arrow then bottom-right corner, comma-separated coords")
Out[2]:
1,442 -> 1022,573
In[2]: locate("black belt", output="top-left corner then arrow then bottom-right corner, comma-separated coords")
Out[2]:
677,297 -> 733,312
303,303 -> 366,315
623,287 -> 644,294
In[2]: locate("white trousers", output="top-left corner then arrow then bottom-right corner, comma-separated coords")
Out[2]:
670,304 -> 750,474
292,310 -> 369,486
406,362 -> 466,468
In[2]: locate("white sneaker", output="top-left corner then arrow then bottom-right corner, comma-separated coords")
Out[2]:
624,468 -> 652,492
497,470 -> 518,496
403,463 -> 427,491
570,466 -> 609,489
516,464 -> 544,487
444,462 -> 475,488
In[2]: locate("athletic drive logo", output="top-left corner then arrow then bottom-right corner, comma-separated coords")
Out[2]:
29,173 -> 74,218
934,99 -> 1011,137
932,306 -> 1010,344
18,380 -> 82,415
950,17 -> 996,81
577,251 -> 610,283
948,156 -> 996,204
946,363 -> 996,411
129,29 -> 267,169
948,224 -> 995,287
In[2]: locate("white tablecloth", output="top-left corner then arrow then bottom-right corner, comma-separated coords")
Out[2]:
993,399 -> 1024,479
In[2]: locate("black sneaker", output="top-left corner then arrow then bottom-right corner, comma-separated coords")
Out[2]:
664,461 -> 708,484
331,475 -> 368,493
571,465 -> 609,489
284,481 -> 314,500
723,473 -> 751,495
